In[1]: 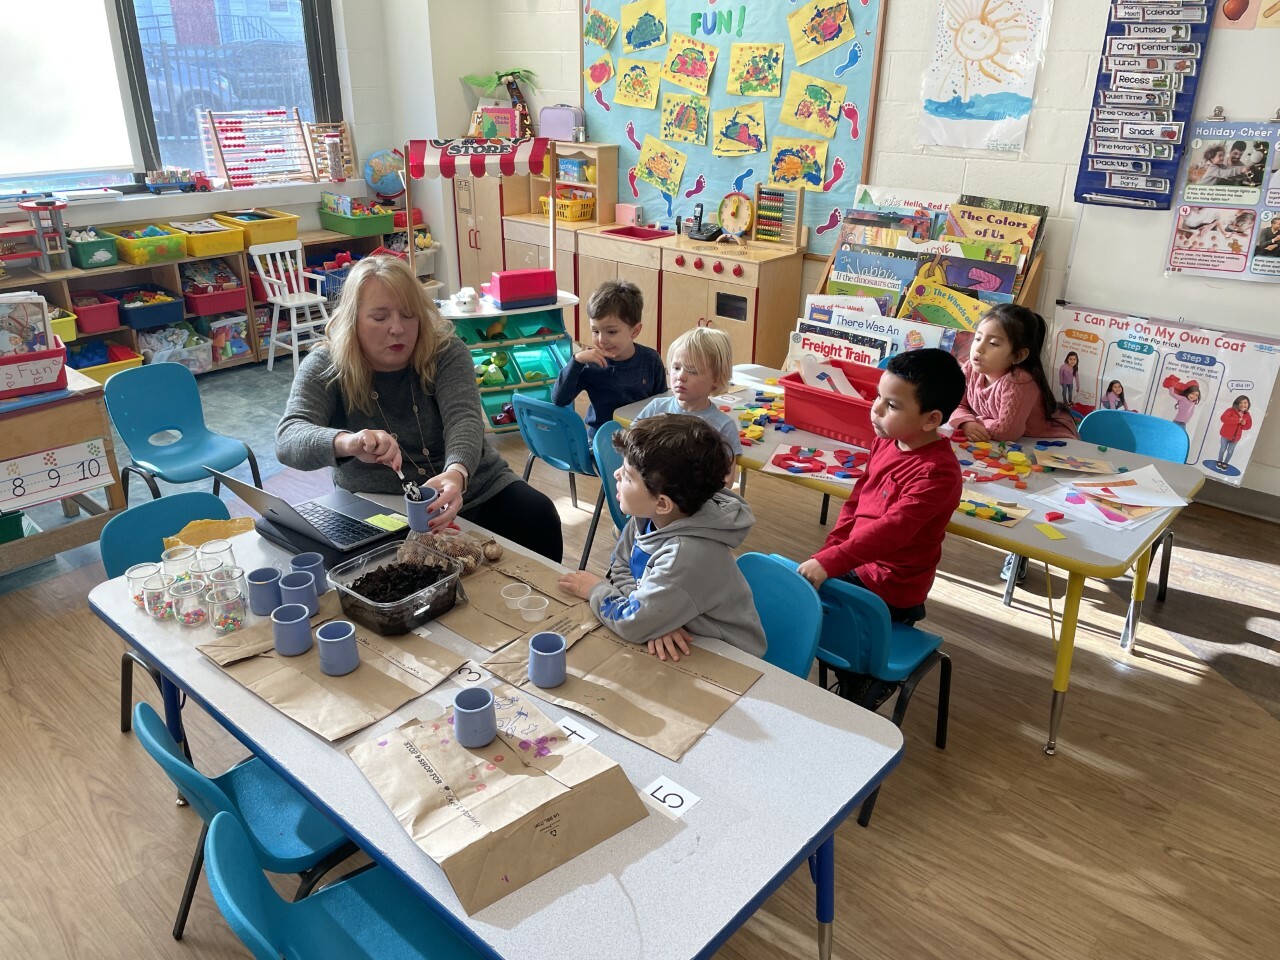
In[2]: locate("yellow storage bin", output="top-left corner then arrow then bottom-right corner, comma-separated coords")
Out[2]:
50,312 -> 77,344
539,192 -> 595,222
100,223 -> 187,264
170,221 -> 244,257
80,351 -> 143,384
213,209 -> 299,247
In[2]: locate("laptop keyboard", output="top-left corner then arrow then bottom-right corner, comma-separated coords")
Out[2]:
294,501 -> 383,548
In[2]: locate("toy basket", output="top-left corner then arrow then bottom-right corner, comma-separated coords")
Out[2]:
49,311 -> 78,344
318,209 -> 394,237
170,221 -> 244,257
100,224 -> 187,264
780,359 -> 883,448
0,336 -> 68,401
320,264 -> 353,303
539,189 -> 595,222
67,233 -> 119,269
103,284 -> 185,331
213,209 -> 299,246
69,292 -> 120,334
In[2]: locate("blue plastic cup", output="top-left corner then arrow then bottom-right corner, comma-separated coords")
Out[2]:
272,604 -> 313,656
404,487 -> 441,533
453,687 -> 497,749
291,552 -> 327,592
528,631 -> 567,688
316,620 -> 360,676
247,567 -> 282,617
280,570 -> 318,617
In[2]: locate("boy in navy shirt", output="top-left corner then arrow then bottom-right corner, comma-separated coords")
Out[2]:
551,280 -> 666,437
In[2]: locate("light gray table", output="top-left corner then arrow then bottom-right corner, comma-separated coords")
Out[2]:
91,504 -> 902,960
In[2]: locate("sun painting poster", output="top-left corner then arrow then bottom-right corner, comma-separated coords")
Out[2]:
918,0 -> 1052,152
769,138 -> 828,192
615,59 -> 661,109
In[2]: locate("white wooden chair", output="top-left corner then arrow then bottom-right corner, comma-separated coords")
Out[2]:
248,240 -> 331,372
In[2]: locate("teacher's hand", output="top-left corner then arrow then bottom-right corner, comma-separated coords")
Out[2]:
422,470 -> 464,531
336,429 -> 401,472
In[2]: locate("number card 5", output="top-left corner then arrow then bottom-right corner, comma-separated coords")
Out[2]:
642,776 -> 702,820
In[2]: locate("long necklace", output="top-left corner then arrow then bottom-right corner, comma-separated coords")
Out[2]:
370,378 -> 438,478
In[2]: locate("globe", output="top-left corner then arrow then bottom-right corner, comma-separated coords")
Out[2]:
364,149 -> 406,201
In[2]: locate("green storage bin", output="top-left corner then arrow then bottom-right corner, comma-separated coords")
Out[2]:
68,234 -> 119,269
472,348 -> 519,390
318,209 -> 394,238
511,344 -> 560,385
0,510 -> 25,545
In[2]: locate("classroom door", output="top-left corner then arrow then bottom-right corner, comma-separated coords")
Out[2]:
472,177 -> 506,286
453,178 -> 480,290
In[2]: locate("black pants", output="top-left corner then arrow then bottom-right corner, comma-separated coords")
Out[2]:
843,572 -> 925,625
831,574 -> 924,709
460,479 -> 563,563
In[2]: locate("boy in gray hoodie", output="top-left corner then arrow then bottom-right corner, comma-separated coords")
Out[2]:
558,415 -> 766,661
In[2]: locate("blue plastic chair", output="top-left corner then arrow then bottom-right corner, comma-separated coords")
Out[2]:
771,555 -> 949,827
205,811 -> 484,960
133,703 -> 358,941
1079,409 -> 1188,612
513,394 -> 604,570
876,355 -> 894,370
104,362 -> 262,506
101,491 -> 229,736
736,553 -> 822,678
591,420 -> 629,534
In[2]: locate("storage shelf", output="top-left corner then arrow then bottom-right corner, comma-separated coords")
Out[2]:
463,333 -> 563,351
478,378 -> 554,394
438,294 -> 578,321
73,325 -> 129,339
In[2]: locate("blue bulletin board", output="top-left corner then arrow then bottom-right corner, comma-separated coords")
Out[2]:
578,0 -> 887,256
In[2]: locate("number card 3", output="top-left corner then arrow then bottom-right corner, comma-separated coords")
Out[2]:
0,438 -> 111,512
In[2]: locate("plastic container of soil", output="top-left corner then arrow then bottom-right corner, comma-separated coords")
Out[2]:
327,540 -> 462,635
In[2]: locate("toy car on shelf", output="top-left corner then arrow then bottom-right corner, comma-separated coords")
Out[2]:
144,169 -> 213,194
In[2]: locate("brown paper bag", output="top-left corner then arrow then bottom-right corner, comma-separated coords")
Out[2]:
348,682 -> 648,914
197,592 -> 467,740
435,564 -> 574,650
483,605 -> 763,761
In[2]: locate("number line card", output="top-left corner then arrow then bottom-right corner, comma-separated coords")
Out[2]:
0,438 -> 111,512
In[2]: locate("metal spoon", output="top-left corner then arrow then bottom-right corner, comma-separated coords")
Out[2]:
395,467 -> 424,502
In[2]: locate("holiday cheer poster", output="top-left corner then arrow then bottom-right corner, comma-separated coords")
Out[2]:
1051,303 -> 1280,484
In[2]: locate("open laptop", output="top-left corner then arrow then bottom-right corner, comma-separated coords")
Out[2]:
206,467 -> 402,552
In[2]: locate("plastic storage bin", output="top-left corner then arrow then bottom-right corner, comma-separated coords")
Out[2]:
779,359 -> 882,447
100,224 -> 187,264
213,209 -> 299,246
328,541 -> 462,635
317,209 -> 394,237
69,292 -> 120,334
171,221 -> 244,257
539,191 -> 595,222
150,334 -> 214,375
104,284 -> 184,331
67,233 -> 119,269
471,349 -> 518,390
49,311 -> 77,344
71,345 -> 142,385
205,314 -> 253,364
510,344 -> 559,384
0,336 -> 68,400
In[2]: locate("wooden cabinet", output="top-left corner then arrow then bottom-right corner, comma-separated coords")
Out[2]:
658,270 -> 755,363
454,175 -> 526,291
577,255 -> 660,350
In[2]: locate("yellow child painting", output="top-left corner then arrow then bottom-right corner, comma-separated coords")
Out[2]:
781,71 -> 847,139
615,58 -> 660,109
661,33 -> 719,97
635,135 -> 687,197
787,0 -> 855,67
660,94 -> 710,145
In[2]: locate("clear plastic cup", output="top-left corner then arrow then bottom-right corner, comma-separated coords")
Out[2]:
126,562 -> 161,609
207,586 -> 248,635
187,557 -> 224,585
171,580 -> 209,628
208,564 -> 247,599
143,573 -> 177,621
161,545 -> 197,582
198,538 -> 236,569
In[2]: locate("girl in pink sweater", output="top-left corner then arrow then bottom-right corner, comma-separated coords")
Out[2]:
950,305 -> 1078,443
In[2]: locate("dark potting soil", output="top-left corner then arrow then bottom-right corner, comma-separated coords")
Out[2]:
351,562 -> 445,604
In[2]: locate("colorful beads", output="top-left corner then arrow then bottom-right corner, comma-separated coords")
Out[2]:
213,613 -> 245,634
178,609 -> 208,627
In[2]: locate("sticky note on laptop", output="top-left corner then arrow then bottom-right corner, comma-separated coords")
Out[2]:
366,513 -> 409,531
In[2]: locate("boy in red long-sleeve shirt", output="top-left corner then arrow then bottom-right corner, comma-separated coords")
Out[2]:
798,349 -> 966,622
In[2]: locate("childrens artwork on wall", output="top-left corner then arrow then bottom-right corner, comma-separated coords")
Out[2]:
769,138 -> 827,192
661,33 -> 719,95
1050,302 -> 1280,485
918,0 -> 1052,153
581,0 -> 886,252
711,103 -> 767,157
727,43 -> 784,97
660,93 -> 710,144
615,58 -> 661,109
787,0 -> 856,67
1163,119 -> 1280,283
584,52 -> 616,92
635,135 -> 688,196
780,71 -> 847,139
584,8 -> 620,47
621,0 -> 668,52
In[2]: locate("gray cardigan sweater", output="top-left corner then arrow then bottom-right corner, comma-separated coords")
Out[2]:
275,341 -> 516,506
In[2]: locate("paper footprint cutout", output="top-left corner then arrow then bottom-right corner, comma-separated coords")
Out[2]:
661,191 -> 674,218
684,173 -> 707,198
834,41 -> 863,78
592,88 -> 610,112
627,166 -> 639,198
815,207 -> 841,235
842,101 -> 861,140
822,156 -> 846,192
733,168 -> 754,192
625,120 -> 641,149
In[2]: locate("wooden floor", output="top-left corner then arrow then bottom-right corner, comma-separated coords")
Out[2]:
3,431 -> 1279,960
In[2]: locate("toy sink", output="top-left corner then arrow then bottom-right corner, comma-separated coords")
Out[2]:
600,225 -> 670,241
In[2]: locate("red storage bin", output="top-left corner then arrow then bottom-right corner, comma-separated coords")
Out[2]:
394,207 -> 424,229
184,286 -> 246,317
0,336 -> 68,400
780,359 -> 882,447
70,292 -> 121,334
481,268 -> 557,309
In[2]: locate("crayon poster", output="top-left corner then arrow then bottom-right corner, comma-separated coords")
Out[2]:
1051,303 -> 1280,485
1164,120 -> 1280,283
580,0 -> 886,254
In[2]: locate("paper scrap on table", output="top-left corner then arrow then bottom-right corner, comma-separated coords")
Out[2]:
1058,464 -> 1186,508
1035,522 -> 1066,541
955,488 -> 1031,527
799,358 -> 862,398
1028,486 -> 1165,532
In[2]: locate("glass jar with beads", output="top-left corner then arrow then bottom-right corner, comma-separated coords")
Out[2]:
207,586 -> 248,635
161,545 -> 197,582
208,564 -> 247,599
143,573 -> 178,621
126,562 -> 161,609
197,538 -> 236,569
187,557 -> 224,585
170,580 -> 209,628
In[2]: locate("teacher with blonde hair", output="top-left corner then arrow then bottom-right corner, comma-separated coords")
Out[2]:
276,255 -> 562,561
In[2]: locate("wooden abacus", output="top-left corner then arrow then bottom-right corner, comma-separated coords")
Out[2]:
306,121 -> 357,182
204,108 -> 316,189
752,185 -> 804,250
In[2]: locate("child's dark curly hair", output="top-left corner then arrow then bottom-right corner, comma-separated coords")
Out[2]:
613,415 -> 731,516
